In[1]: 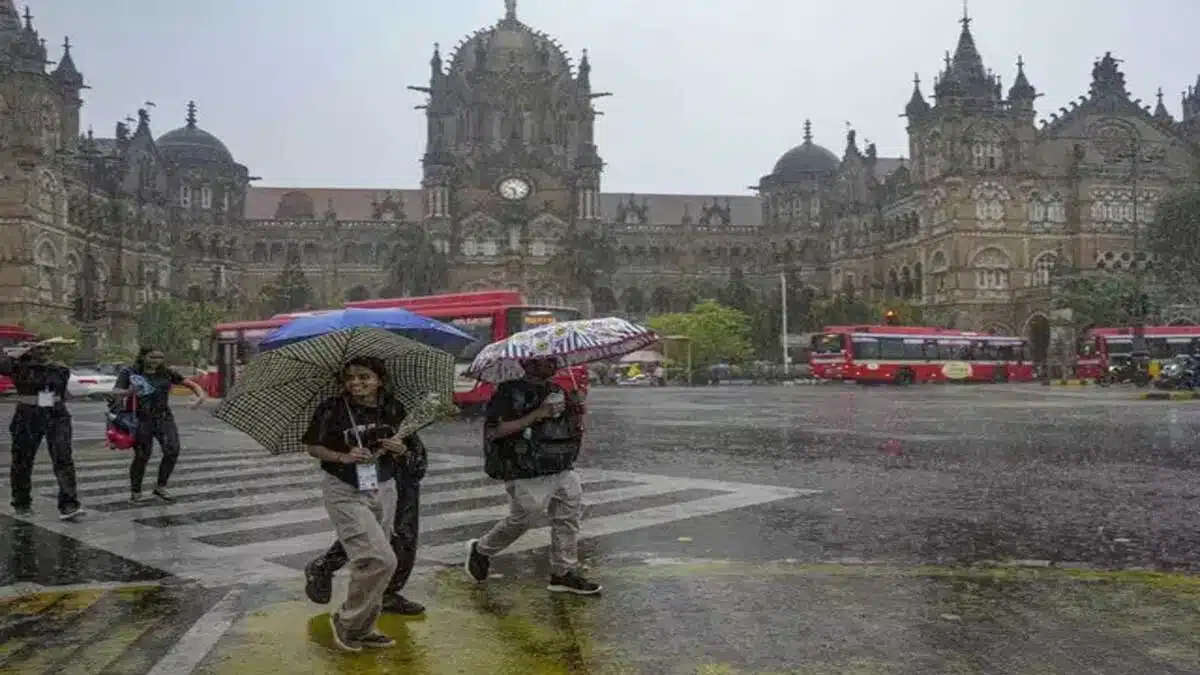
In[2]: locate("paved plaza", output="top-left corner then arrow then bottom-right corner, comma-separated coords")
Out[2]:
0,385 -> 1198,673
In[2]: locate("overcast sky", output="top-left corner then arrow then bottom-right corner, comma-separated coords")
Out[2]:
30,0 -> 1200,195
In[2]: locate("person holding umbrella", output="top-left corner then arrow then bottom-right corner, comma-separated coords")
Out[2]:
0,337 -> 84,520
213,327 -> 456,652
461,317 -> 658,594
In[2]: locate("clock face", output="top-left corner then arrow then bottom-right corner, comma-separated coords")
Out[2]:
498,177 -> 530,201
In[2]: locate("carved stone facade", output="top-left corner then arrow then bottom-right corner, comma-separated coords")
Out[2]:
3,2 -> 1200,351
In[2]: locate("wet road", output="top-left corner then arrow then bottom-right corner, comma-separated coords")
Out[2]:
0,386 -> 1197,674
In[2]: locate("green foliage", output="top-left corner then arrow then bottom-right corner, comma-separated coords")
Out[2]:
552,227 -> 618,293
1150,187 -> 1200,288
21,319 -> 80,364
137,298 -> 228,362
1053,275 -> 1148,328
646,299 -> 754,369
384,226 -> 449,298
259,250 -> 315,315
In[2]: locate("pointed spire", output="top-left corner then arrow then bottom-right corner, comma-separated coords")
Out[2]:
1153,87 -> 1172,122
844,125 -> 860,157
504,0 -> 516,21
22,4 -> 31,30
578,48 -> 591,90
430,42 -> 441,72
52,36 -> 83,88
186,100 -> 197,128
906,73 -> 931,119
1008,54 -> 1036,104
950,2 -> 985,81
803,119 -> 813,144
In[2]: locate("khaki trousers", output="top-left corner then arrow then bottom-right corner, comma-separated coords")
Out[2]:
476,469 -> 583,576
322,472 -> 397,635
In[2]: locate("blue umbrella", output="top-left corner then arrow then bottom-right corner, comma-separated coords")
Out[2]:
259,307 -> 477,353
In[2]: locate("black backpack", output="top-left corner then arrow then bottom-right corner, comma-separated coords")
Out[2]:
483,383 -> 582,481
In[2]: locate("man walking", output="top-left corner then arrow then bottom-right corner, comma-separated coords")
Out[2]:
304,432 -> 427,615
464,357 -> 600,595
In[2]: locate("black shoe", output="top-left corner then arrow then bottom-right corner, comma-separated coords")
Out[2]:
381,594 -> 426,616
13,506 -> 32,518
465,539 -> 490,583
327,614 -> 361,652
548,572 -> 602,595
58,506 -> 85,521
304,559 -> 333,605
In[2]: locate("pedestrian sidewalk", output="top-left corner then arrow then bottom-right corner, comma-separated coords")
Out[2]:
190,562 -> 1200,675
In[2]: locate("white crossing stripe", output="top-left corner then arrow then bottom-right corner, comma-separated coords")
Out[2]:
5,450 -> 816,587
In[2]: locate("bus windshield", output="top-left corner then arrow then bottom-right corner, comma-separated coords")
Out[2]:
444,316 -> 495,361
811,334 -> 843,354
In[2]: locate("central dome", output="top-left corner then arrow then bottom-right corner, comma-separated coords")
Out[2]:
771,120 -> 839,179
156,102 -> 234,164
447,2 -> 572,76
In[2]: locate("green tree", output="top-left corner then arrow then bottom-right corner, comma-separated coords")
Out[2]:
1053,275 -> 1147,329
259,249 -> 315,315
1150,187 -> 1200,289
137,298 -> 227,363
719,267 -> 756,314
646,299 -> 754,370
551,226 -> 618,295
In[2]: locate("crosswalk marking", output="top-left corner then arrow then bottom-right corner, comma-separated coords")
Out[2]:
4,447 -> 816,588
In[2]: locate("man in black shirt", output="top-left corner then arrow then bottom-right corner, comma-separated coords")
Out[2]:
464,357 -> 600,595
0,340 -> 83,520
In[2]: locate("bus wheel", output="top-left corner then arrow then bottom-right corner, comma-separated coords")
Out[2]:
895,369 -> 915,385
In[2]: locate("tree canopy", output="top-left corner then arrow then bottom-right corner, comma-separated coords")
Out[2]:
259,249 -> 315,315
136,298 -> 228,364
1150,187 -> 1200,289
646,299 -> 754,369
1053,275 -> 1148,329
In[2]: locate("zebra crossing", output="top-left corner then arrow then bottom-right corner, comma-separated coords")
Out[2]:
7,440 -> 814,588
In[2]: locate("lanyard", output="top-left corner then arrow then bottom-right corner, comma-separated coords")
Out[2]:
342,397 -> 383,451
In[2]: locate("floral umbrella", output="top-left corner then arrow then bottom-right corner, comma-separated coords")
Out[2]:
465,317 -> 658,383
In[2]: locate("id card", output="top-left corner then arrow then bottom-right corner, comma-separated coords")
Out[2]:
37,391 -> 55,407
355,462 -> 379,491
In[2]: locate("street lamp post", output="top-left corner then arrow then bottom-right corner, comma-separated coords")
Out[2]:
75,137 -> 104,365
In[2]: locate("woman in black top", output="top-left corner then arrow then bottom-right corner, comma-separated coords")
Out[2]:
302,356 -> 409,652
112,346 -> 206,502
0,340 -> 83,520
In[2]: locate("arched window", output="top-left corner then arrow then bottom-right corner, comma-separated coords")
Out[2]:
971,247 -> 1012,290
1032,252 -> 1058,287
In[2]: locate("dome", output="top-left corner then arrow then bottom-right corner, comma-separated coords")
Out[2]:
772,142 -> 839,178
446,4 -> 572,77
156,102 -> 234,164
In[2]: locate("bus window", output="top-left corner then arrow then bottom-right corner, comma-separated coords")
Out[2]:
1106,340 -> 1133,356
996,344 -> 1015,361
901,340 -> 928,360
447,317 -> 495,361
878,338 -> 905,360
851,338 -> 879,359
811,334 -> 843,354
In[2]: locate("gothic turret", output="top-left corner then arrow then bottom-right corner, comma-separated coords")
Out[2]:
51,37 -> 85,144
905,74 -> 931,122
1007,56 -> 1037,122
1088,52 -> 1128,99
933,9 -> 1002,109
2,5 -> 47,73
1153,88 -> 1173,123
1181,76 -> 1200,123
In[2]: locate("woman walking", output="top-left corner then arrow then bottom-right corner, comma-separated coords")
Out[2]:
113,347 -> 205,502
302,356 -> 409,651
0,339 -> 83,520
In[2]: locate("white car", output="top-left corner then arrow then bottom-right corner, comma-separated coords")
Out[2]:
68,369 -> 119,399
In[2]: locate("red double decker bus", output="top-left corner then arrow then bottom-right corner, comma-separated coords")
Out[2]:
0,324 -> 38,395
206,291 -> 588,408
1075,325 -> 1200,380
810,325 -> 1035,384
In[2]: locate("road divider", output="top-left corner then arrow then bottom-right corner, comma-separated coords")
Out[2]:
1140,391 -> 1198,401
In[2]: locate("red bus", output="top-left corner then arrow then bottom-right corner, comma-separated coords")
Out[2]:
346,291 -> 587,408
810,325 -> 1035,384
0,324 -> 38,395
1075,325 -> 1200,379
206,292 -> 588,407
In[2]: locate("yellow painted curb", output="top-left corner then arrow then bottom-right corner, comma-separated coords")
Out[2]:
1140,391 -> 1199,401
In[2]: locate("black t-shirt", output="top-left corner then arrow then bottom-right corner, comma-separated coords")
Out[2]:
483,379 -> 584,479
0,356 -> 70,413
302,395 -> 403,488
116,366 -> 186,416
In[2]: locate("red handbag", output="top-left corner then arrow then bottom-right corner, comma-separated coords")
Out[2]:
106,394 -> 137,450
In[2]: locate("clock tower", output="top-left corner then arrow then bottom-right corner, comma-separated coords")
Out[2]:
409,0 -> 607,302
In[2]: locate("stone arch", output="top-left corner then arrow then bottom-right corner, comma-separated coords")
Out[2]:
1031,250 -> 1058,287
591,286 -> 618,315
303,242 -> 319,264
928,249 -> 949,272
887,267 -> 901,298
970,246 -> 1012,291
34,239 -> 59,301
186,231 -> 205,256
344,285 -> 370,302
621,287 -> 646,315
1023,312 -> 1051,363
275,191 -> 315,219
269,242 -> 284,263
1166,315 -> 1197,326
251,242 -> 268,263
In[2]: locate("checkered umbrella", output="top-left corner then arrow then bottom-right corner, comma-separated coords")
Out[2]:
213,327 -> 455,455
465,317 -> 658,383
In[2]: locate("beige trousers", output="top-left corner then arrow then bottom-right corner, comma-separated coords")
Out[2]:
322,472 -> 397,635
476,469 -> 583,576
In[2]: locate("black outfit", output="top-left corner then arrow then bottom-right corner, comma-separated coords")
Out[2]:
0,354 -> 80,514
304,396 -> 427,597
483,379 -> 584,481
116,366 -> 186,492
